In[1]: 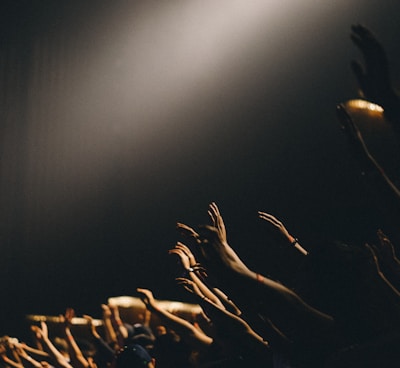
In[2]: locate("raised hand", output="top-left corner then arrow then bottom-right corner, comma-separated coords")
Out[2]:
258,211 -> 308,255
169,242 -> 194,270
82,315 -> 101,340
208,202 -> 227,243
350,24 -> 399,119
376,229 -> 400,263
31,321 -> 49,341
258,212 -> 292,241
136,288 -> 157,311
176,222 -> 200,239
59,308 -> 74,328
196,225 -> 250,275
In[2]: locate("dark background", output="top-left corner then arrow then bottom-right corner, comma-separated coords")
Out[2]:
1,0 -> 400,338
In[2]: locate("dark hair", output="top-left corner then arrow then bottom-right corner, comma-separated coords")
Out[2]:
116,344 -> 152,368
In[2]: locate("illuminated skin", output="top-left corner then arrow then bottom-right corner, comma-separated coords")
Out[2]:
101,304 -> 120,351
194,225 -> 335,347
258,211 -> 309,255
59,308 -> 93,368
108,303 -> 129,340
30,322 -> 73,368
208,202 -> 228,244
136,288 -> 213,350
169,242 -> 225,308
177,277 -> 271,357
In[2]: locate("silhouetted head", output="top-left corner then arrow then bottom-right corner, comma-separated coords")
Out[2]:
116,344 -> 155,368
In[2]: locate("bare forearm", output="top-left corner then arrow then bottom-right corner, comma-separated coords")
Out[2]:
150,304 -> 212,348
217,267 -> 334,342
189,271 -> 225,309
41,338 -> 72,368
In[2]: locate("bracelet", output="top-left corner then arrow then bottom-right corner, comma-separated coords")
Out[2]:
291,238 -> 299,247
187,267 -> 194,272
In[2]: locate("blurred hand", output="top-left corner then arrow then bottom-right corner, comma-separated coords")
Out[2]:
350,24 -> 399,118
136,288 -> 157,311
208,202 -> 227,243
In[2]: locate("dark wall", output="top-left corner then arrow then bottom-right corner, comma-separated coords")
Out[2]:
1,0 -> 400,338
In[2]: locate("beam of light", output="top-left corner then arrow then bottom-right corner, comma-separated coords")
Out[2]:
24,0 -> 367,214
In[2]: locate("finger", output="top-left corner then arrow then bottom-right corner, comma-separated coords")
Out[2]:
370,243 -> 381,256
170,249 -> 187,260
364,243 -> 380,268
175,277 -> 189,282
258,212 -> 281,224
210,202 -> 221,216
377,229 -> 390,241
182,285 -> 194,294
176,222 -> 200,238
207,210 -> 217,226
175,242 -> 192,255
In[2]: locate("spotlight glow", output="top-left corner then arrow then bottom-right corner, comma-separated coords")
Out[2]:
24,0 -> 366,215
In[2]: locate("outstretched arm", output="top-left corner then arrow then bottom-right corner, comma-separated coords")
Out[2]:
61,308 -> 91,368
14,345 -> 43,368
195,225 -> 334,345
30,322 -> 73,368
82,315 -> 115,366
0,343 -> 24,368
136,288 -> 213,350
101,304 -> 120,350
337,103 -> 400,203
109,303 -> 129,340
169,242 -> 224,308
211,288 -> 242,316
258,211 -> 308,255
177,277 -> 271,359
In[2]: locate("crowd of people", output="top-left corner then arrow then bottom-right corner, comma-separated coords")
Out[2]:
1,24 -> 400,368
